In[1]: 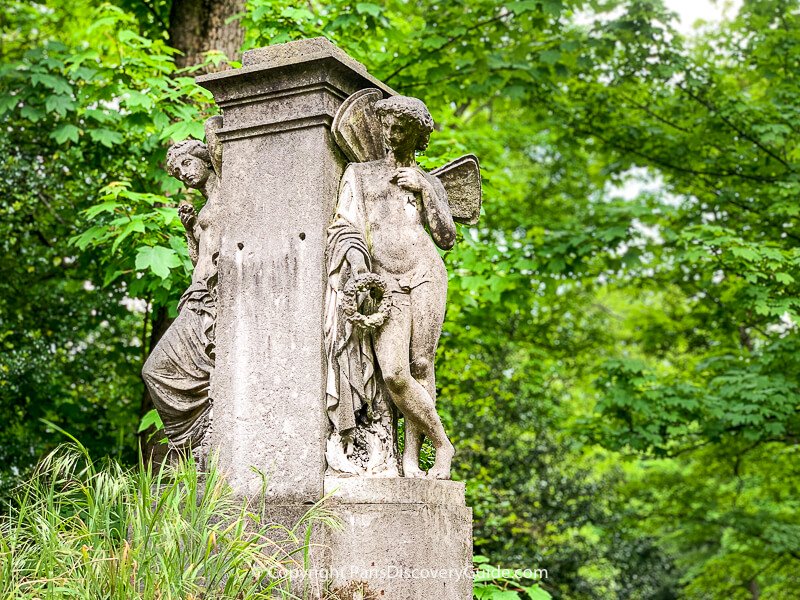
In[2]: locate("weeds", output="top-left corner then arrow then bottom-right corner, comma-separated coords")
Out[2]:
0,441 -> 338,599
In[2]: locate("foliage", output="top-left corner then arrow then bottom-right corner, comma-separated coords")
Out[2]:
473,556 -> 552,600
0,442 -> 337,599
2,0 -> 799,598
0,0 -> 216,496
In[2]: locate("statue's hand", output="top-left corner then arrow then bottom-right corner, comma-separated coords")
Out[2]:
352,262 -> 369,277
393,167 -> 429,193
346,248 -> 369,276
178,203 -> 196,231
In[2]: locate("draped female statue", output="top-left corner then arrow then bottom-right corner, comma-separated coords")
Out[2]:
142,117 -> 223,464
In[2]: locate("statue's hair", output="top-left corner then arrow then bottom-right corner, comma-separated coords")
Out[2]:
165,139 -> 212,178
374,96 -> 434,151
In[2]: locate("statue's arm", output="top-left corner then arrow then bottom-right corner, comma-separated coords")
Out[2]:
186,230 -> 199,267
346,247 -> 368,275
421,175 -> 456,250
179,203 -> 199,267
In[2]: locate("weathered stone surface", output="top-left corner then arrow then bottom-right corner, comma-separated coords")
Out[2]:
324,479 -> 473,600
259,488 -> 472,600
195,41 -> 393,503
197,38 -> 393,134
241,36 -> 370,78
324,95 -> 460,480
325,476 -> 466,505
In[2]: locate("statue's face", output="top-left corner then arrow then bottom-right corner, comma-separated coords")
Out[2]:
174,153 -> 211,189
380,112 -> 418,155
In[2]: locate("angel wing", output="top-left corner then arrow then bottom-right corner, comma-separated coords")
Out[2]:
431,155 -> 482,225
332,88 -> 386,163
332,90 -> 482,225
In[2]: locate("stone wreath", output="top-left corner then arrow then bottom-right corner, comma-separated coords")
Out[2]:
342,272 -> 392,330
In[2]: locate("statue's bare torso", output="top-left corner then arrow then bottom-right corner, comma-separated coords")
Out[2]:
192,181 -> 223,283
353,160 -> 446,289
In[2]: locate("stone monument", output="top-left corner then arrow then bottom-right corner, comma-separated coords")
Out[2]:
143,37 -> 481,600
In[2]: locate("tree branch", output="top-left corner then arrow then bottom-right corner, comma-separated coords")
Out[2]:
677,83 -> 792,170
383,12 -> 511,83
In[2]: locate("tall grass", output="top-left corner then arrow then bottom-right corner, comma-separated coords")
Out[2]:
0,441 -> 338,599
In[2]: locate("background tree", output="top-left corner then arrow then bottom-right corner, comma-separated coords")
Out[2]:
169,0 -> 245,69
1,0 -> 798,598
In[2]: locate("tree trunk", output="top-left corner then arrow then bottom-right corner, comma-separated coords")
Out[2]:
168,0 -> 246,71
748,579 -> 760,600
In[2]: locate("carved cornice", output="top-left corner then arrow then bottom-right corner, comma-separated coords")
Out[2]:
215,113 -> 334,142
196,38 -> 395,138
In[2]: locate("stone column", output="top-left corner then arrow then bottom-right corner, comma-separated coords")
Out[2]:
196,39 -> 395,502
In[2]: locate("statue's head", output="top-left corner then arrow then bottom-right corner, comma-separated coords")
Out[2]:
374,96 -> 434,154
166,139 -> 213,189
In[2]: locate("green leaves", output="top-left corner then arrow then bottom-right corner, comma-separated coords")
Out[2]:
69,180 -> 192,306
88,128 -> 124,148
591,336 -> 800,455
475,588 -> 523,600
44,94 -> 76,116
135,245 -> 182,280
123,89 -> 155,111
30,72 -> 72,95
355,3 -> 382,17
0,2 -> 222,315
51,123 -> 80,144
137,408 -> 164,433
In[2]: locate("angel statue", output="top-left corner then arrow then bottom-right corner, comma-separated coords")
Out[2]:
142,116 -> 224,465
324,91 -> 481,480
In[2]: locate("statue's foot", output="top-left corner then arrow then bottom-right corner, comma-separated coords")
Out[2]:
402,451 -> 426,478
403,462 -> 426,478
426,442 -> 454,480
402,445 -> 426,478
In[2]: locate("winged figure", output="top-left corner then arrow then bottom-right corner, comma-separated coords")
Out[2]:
324,91 -> 482,480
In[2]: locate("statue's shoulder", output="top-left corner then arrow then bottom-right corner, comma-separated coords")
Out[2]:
342,160 -> 388,190
422,167 -> 446,195
347,159 -> 386,175
421,168 -> 439,182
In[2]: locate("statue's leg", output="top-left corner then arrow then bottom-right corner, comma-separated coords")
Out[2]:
373,297 -> 454,480
404,281 -> 445,477
142,308 -> 213,457
402,422 -> 425,477
409,276 -> 452,480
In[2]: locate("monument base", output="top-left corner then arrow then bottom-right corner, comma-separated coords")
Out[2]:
322,477 -> 473,600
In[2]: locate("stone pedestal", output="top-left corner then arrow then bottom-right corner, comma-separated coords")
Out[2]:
196,39 -> 394,502
323,478 -> 473,600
